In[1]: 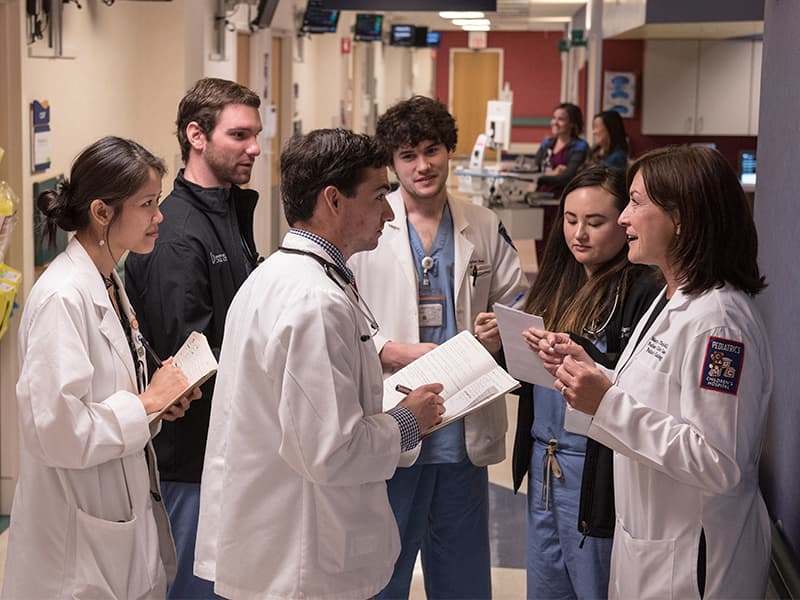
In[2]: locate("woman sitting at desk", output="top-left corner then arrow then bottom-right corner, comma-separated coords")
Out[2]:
588,110 -> 629,170
533,103 -> 589,259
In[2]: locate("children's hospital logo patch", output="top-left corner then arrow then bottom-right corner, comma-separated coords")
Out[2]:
700,336 -> 744,395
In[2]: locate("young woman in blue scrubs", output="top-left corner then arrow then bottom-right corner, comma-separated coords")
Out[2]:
511,165 -> 660,599
588,111 -> 629,170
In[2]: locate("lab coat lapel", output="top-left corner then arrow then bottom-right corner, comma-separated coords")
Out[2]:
65,239 -> 138,389
385,192 -> 418,291
450,198 -> 474,299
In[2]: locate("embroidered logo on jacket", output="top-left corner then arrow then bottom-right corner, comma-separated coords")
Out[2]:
210,252 -> 228,264
700,336 -> 744,395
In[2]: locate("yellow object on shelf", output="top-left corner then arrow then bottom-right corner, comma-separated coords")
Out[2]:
0,263 -> 21,340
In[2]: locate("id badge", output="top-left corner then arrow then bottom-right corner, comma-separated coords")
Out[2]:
419,286 -> 444,327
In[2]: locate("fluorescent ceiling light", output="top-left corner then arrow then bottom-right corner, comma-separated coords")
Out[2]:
528,16 -> 573,22
439,11 -> 485,19
452,18 -> 491,26
462,24 -> 490,31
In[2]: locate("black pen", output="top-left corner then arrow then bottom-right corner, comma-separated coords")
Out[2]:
138,334 -> 163,369
395,384 -> 413,395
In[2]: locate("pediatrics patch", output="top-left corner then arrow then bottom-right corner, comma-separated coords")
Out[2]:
700,336 -> 744,395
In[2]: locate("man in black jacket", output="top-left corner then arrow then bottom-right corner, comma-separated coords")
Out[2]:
125,77 -> 261,599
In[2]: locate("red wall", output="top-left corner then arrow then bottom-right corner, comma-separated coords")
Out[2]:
434,34 -> 756,168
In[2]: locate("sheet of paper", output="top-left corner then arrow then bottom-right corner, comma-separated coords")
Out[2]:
563,404 -> 593,435
382,331 -> 519,430
492,303 -> 556,388
148,331 -> 217,423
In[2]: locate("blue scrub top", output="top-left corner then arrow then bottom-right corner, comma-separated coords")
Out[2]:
532,337 -> 607,452
408,203 -> 466,464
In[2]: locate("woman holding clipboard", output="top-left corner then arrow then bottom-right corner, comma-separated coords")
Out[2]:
2,137 -> 199,599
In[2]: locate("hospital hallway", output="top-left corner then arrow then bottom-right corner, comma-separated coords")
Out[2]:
0,396 -> 527,598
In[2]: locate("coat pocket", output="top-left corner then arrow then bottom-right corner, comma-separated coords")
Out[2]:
612,519 -> 677,600
71,509 -> 152,599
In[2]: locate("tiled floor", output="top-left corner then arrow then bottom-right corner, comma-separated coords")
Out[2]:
0,396 -> 527,599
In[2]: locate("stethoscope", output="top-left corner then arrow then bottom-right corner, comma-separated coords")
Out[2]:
278,246 -> 380,342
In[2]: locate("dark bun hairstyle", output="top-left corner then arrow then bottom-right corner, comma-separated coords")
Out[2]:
37,136 -> 166,247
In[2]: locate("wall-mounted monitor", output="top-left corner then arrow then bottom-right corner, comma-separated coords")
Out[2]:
252,0 -> 280,29
413,26 -> 429,47
301,0 -> 340,34
354,13 -> 383,42
389,24 -> 415,46
426,31 -> 441,48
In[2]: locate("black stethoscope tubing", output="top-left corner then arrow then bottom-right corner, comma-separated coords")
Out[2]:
278,246 -> 379,341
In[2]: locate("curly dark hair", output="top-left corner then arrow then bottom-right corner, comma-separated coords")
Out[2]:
375,95 -> 457,163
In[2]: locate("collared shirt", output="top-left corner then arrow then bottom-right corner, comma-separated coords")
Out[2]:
289,228 -> 354,283
288,228 -> 420,452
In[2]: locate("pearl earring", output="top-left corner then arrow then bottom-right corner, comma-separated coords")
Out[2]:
99,239 -> 106,247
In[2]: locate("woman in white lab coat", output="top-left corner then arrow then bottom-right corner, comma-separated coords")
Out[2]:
537,146 -> 772,599
2,137 -> 197,600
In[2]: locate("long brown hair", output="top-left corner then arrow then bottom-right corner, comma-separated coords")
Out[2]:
523,165 -> 634,334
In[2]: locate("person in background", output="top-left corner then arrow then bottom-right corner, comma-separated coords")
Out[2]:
2,136 -> 199,599
538,146 -> 772,599
349,95 -> 529,599
505,165 -> 659,599
588,110 -> 629,170
533,102 -> 589,260
125,77 -> 262,599
194,128 -> 445,599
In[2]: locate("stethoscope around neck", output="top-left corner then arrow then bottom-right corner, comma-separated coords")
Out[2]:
278,246 -> 380,342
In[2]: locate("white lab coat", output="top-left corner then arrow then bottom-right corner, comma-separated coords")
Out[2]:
588,285 -> 772,599
195,234 -> 403,600
2,237 -> 175,600
349,191 -> 528,466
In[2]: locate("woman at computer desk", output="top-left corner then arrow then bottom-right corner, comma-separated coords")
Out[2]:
588,110 -> 629,170
533,102 -> 589,259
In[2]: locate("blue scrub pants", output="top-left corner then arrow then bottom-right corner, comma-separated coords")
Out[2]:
526,440 -> 612,600
377,457 -> 491,600
161,481 -> 223,600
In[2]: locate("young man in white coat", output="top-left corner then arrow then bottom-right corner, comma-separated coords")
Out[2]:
194,128 -> 446,600
348,96 -> 529,598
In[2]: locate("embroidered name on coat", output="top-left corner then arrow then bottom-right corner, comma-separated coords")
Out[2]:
700,336 -> 744,395
210,252 -> 228,264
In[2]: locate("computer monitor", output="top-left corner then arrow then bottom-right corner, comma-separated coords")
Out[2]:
301,0 -> 340,34
426,31 -> 441,48
354,13 -> 383,42
389,24 -> 414,46
739,150 -> 757,186
485,100 -> 512,151
412,26 -> 429,47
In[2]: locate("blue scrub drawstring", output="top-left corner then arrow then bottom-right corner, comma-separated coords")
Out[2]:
541,438 -> 563,511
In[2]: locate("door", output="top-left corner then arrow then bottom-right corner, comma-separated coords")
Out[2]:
450,49 -> 502,158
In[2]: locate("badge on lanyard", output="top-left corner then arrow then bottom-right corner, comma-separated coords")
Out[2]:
419,255 -> 444,327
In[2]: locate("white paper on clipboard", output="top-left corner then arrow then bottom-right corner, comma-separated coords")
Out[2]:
492,303 -> 556,389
